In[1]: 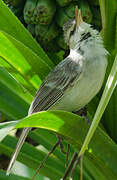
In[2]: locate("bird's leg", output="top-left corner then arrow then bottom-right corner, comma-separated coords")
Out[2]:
57,135 -> 70,167
32,136 -> 70,180
58,135 -> 66,154
57,135 -> 69,154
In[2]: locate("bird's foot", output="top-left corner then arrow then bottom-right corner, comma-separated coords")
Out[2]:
73,106 -> 90,124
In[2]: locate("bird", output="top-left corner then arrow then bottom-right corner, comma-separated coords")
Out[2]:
7,7 -> 108,178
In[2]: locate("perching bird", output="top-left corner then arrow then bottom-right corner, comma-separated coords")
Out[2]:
7,7 -> 108,178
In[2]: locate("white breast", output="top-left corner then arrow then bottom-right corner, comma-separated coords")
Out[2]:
51,55 -> 107,112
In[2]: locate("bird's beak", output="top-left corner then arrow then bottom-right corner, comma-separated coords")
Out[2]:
75,6 -> 83,28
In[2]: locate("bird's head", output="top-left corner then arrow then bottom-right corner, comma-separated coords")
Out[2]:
63,7 -> 98,50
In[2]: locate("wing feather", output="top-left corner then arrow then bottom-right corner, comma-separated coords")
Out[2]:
28,57 -> 82,114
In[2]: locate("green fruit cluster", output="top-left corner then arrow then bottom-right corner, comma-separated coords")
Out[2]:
4,0 -> 101,52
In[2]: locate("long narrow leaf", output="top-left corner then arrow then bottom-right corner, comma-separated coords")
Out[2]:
0,31 -> 53,95
0,121 -> 17,141
0,57 -> 36,95
0,78 -> 29,119
99,0 -> 117,143
0,67 -> 32,104
0,170 -> 30,180
8,111 -> 117,178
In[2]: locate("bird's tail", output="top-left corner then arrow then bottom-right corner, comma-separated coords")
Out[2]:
6,127 -> 31,175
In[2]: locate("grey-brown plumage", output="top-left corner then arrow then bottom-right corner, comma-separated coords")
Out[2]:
29,57 -> 82,113
7,9 -> 108,176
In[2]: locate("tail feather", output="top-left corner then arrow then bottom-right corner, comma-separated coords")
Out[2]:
6,127 -> 31,175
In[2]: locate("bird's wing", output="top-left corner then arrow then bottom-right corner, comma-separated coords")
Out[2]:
28,57 -> 83,114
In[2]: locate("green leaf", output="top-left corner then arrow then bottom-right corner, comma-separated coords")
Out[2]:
0,0 -> 53,69
99,0 -> 117,51
99,0 -> 117,143
0,31 -> 53,94
0,67 -> 32,104
0,170 -> 30,180
0,121 -> 16,141
4,110 -> 117,179
1,110 -> 117,179
0,67 -> 30,119
1,135 -> 66,180
0,82 -> 29,119
0,134 -> 91,180
0,56 -> 36,96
